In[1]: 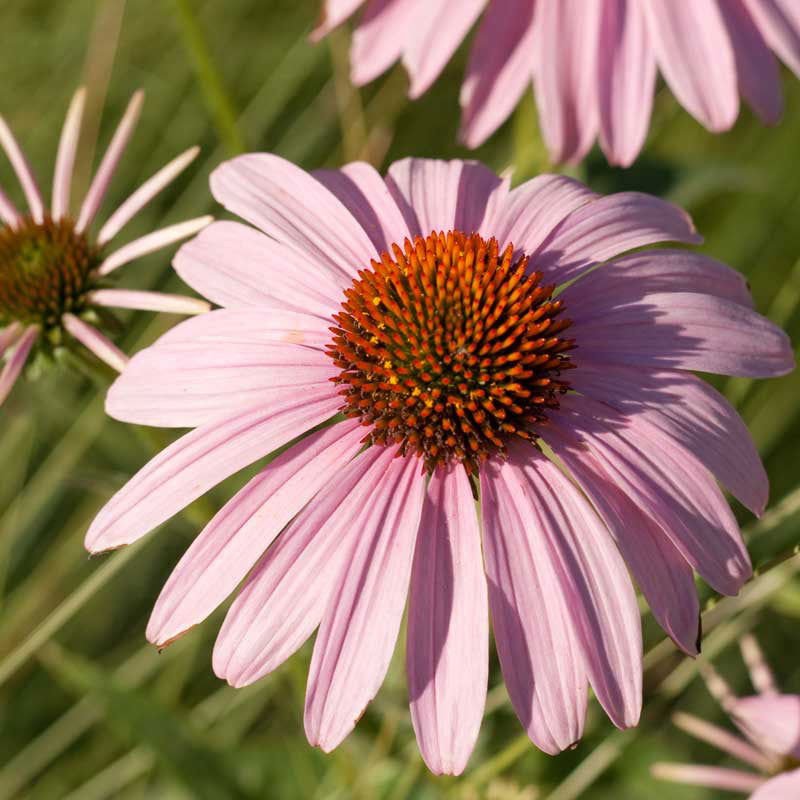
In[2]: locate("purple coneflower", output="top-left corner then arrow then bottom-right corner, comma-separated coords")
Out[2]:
314,0 -> 800,165
654,634 -> 800,798
87,155 -> 793,774
0,88 -> 211,408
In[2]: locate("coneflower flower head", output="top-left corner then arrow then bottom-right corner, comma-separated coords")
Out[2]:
0,88 -> 211,407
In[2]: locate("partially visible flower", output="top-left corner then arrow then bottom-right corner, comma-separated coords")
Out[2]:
313,0 -> 800,165
87,155 -> 792,774
0,88 -> 212,408
653,634 -> 800,798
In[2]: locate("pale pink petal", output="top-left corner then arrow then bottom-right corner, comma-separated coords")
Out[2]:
459,0 -> 537,148
89,289 -> 210,316
532,0 -> 602,164
310,0 -> 366,41
62,314 -> 128,373
740,634 -> 778,694
732,694 -> 800,758
642,0 -> 739,131
97,216 -> 213,276
597,0 -> 656,166
0,183 -> 20,227
106,308 -> 336,427
52,88 -> 86,220
385,158 -> 505,237
98,146 -> 201,246
403,0 -> 485,99
314,161 -> 410,254
751,769 -> 800,800
147,420 -> 364,647
0,115 -> 44,223
535,192 -> 701,285
173,221 -> 341,317
509,446 -> 642,730
565,249 -> 754,311
545,430 -> 700,655
408,465 -> 488,776
568,292 -> 794,378
0,325 -> 37,407
210,153 -> 376,283
76,90 -> 144,233
0,322 -> 22,357
570,365 -> 768,516
548,396 -> 752,596
652,763 -> 765,793
305,453 -> 426,752
744,0 -> 800,77
85,386 -> 341,553
718,0 -> 783,124
213,445 -> 396,687
480,456 -> 587,754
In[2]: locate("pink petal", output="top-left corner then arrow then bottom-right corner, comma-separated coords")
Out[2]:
173,221 -> 341,317
569,365 -> 768,516
0,322 -> 22,357
85,385 -> 341,553
147,419 -> 364,647
107,309 -> 336,427
751,769 -> 800,800
0,114 -> 44,223
546,429 -> 699,655
565,248 -> 754,311
314,161 -> 410,254
403,0 -> 485,99
52,88 -> 86,220
305,453 -> 426,752
641,0 -> 739,131
732,694 -> 800,759
535,192 -> 701,285
0,183 -> 19,227
548,396 -> 752,596
89,289 -> 210,316
0,325 -> 37,407
310,0 -> 366,41
62,314 -> 128,373
744,0 -> 800,77
532,0 -> 602,164
385,157 -> 506,238
213,444 -> 396,688
459,0 -> 537,148
480,456 -> 588,754
210,153 -> 376,284
652,763 -> 765,793
596,0 -> 656,166
719,0 -> 783,124
408,465 -> 488,775
508,446 -> 642,730
569,291 -> 794,378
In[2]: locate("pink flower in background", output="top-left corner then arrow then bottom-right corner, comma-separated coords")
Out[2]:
87,154 -> 792,774
313,0 -> 800,165
0,88 -> 211,408
654,635 -> 800,798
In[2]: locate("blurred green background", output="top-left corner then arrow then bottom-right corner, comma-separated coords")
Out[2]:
1,1 -> 799,798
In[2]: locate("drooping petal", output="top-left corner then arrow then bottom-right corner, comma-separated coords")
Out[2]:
535,192 -> 701,285
532,0 -> 602,164
732,694 -> 800,759
147,420 -> 364,647
173,221 -> 341,317
480,457 -> 587,754
642,0 -> 739,131
0,325 -> 38,407
652,763 -> 765,793
314,161 -> 410,254
385,157 -> 506,238
568,291 -> 794,379
62,314 -> 128,373
106,309 -> 336,427
85,385 -> 341,553
305,453 -> 426,752
750,769 -> 800,800
310,0 -> 366,41
596,0 -> 656,166
569,364 -> 768,516
509,447 -> 642,730
213,444 -> 395,688
210,153 -> 377,284
459,0 -> 538,148
408,465 -> 488,776
718,0 -> 783,124
744,0 -> 800,78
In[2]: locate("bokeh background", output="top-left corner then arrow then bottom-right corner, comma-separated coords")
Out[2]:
1,1 -> 799,798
